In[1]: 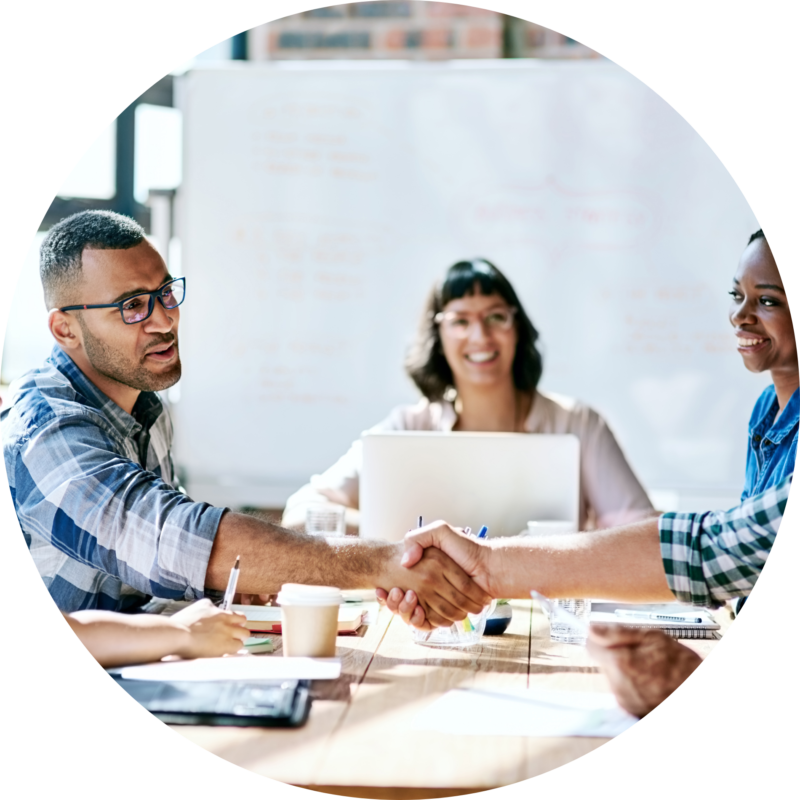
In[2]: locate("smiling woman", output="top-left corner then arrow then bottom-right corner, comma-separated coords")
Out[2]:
729,230 -> 799,501
282,258 -> 656,533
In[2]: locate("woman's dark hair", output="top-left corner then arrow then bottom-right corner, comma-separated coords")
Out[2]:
748,228 -> 765,245
405,258 -> 544,401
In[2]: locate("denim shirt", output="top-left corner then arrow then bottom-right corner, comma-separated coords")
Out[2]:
742,384 -> 799,501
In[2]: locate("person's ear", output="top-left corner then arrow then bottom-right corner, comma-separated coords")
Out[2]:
48,309 -> 81,351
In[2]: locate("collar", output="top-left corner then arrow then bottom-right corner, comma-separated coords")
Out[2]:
769,387 -> 800,443
49,345 -> 163,437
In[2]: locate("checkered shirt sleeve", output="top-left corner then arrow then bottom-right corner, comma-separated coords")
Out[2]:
659,475 -> 792,607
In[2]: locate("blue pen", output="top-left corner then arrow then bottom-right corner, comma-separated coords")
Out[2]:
477,525 -> 489,539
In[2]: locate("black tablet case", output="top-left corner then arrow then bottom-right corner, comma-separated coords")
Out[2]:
112,676 -> 312,727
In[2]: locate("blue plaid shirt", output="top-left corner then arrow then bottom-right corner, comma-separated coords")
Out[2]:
659,475 -> 791,607
2,346 -> 224,612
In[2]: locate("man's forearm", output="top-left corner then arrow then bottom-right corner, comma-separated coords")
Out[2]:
483,518 -> 676,601
205,510 -> 401,594
207,512 -> 491,627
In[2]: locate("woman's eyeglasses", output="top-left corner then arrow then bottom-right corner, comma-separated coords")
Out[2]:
434,307 -> 516,338
59,278 -> 186,325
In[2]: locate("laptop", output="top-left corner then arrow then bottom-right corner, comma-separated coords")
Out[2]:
360,431 -> 579,541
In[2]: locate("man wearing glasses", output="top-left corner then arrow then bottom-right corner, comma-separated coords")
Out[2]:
1,210 -> 489,623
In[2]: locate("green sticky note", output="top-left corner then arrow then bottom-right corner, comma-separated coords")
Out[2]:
244,637 -> 274,654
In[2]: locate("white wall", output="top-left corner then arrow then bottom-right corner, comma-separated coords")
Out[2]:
1,234 -> 52,385
174,60 -> 766,510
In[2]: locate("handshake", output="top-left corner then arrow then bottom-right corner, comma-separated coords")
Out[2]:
376,521 -> 499,631
375,518 -> 703,719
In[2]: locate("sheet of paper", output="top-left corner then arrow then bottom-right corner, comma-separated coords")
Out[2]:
413,686 -> 637,738
115,656 -> 341,682
230,605 -> 282,621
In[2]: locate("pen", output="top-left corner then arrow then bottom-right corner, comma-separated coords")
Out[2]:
222,555 -> 240,611
418,515 -> 423,528
477,525 -> 489,539
615,610 -> 704,624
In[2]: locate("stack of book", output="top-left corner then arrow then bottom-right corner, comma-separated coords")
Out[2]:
231,602 -> 372,635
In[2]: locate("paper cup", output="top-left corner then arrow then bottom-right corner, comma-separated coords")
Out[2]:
276,584 -> 342,658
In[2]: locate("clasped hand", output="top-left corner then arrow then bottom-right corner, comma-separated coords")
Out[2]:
377,522 -> 493,630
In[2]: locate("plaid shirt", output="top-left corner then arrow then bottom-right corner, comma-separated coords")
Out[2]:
2,346 -> 223,612
659,475 -> 792,607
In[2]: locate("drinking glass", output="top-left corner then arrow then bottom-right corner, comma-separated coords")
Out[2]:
305,503 -> 346,537
531,590 -> 591,646
411,600 -> 497,647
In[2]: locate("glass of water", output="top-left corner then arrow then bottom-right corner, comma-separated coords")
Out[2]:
549,599 -> 592,645
305,502 -> 346,537
531,590 -> 591,646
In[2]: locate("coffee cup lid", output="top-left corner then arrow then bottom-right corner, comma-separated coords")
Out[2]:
277,584 -> 343,606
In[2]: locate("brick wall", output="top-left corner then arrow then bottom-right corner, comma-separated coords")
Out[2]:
248,2 -> 597,61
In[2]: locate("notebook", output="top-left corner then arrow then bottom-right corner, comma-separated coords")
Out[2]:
590,602 -> 721,640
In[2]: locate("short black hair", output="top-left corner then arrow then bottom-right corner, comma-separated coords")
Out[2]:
748,228 -> 765,245
40,210 -> 145,307
405,258 -> 544,401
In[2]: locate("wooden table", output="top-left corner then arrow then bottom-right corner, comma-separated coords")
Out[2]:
174,601 -> 727,798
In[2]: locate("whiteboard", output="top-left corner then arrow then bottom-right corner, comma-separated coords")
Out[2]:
174,60 -> 765,509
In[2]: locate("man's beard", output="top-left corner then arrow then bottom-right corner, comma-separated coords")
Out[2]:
79,319 -> 182,393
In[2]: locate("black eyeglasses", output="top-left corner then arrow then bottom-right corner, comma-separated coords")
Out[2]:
59,278 -> 186,325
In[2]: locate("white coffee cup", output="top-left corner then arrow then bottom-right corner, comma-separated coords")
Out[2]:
276,584 -> 343,658
526,520 -> 578,537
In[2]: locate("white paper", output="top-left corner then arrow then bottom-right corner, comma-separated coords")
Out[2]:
413,686 -> 638,738
230,603 -> 376,624
115,656 -> 341,682
230,605 -> 282,622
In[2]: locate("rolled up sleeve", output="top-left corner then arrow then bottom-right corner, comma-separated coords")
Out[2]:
659,476 -> 790,607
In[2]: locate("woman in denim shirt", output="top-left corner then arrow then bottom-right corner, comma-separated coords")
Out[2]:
730,229 -> 798,500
